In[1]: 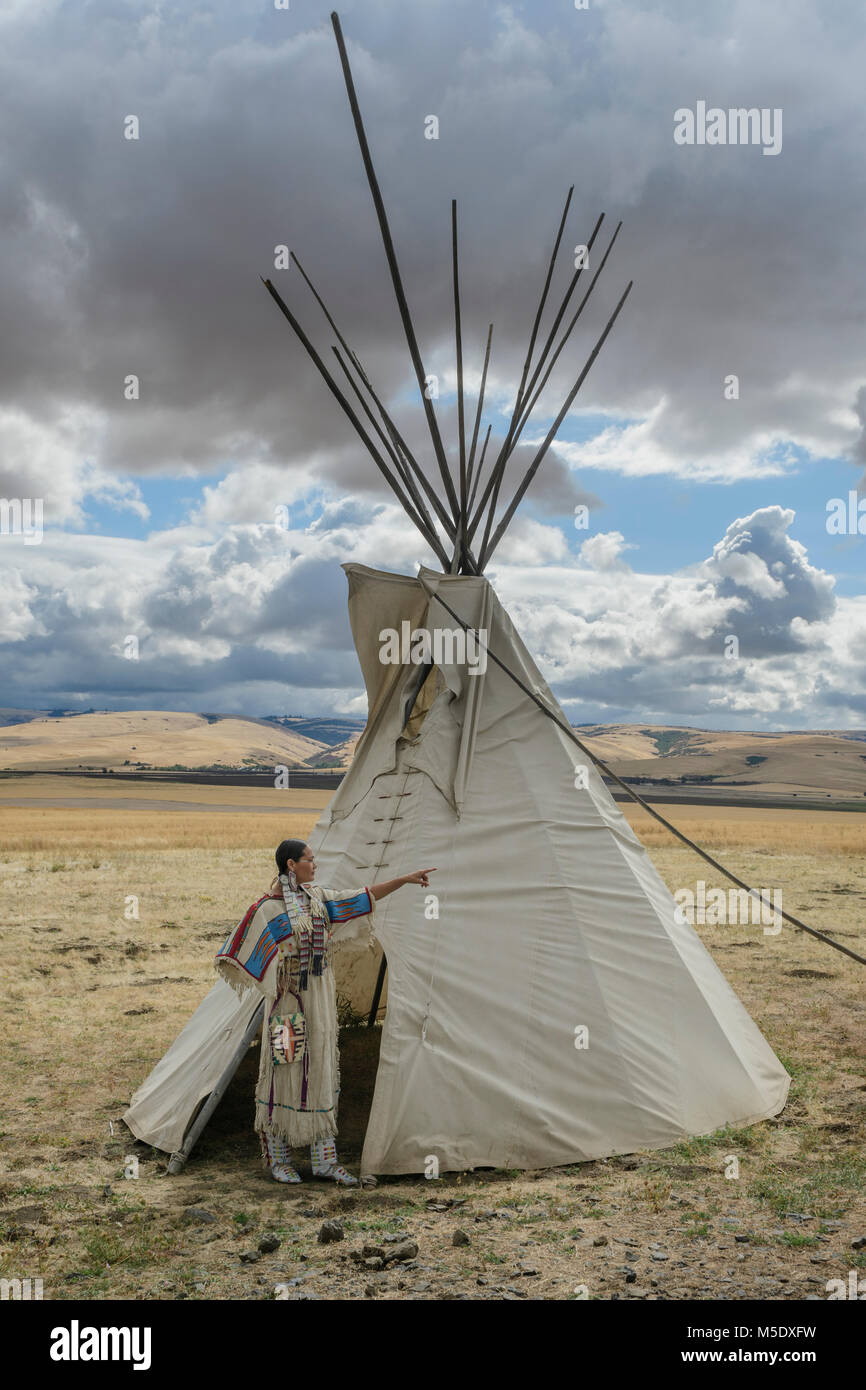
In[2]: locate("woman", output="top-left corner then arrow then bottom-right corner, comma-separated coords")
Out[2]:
216,839 -> 434,1185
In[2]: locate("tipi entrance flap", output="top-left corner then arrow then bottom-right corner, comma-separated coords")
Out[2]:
414,568 -> 492,814
337,563 -> 492,818
332,564 -> 429,820
344,564 -> 428,723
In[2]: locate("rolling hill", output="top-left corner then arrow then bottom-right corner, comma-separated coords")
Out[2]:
576,724 -> 866,798
0,711 -> 331,772
0,712 -> 863,797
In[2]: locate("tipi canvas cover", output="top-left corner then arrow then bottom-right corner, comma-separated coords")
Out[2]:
125,561 -> 789,1174
306,562 -> 789,1176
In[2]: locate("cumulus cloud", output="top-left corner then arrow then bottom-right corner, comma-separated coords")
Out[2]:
0,406 -> 147,524
489,505 -> 864,726
698,506 -> 836,652
3,498 -> 860,727
493,517 -> 571,566
0,567 -> 43,644
852,385 -> 866,490
579,530 -> 636,571
0,493 -> 440,713
0,0 -> 864,507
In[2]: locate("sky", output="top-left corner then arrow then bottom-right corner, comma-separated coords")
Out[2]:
1,0 -> 864,729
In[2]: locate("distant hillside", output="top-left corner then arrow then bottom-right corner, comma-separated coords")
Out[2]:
0,708 -> 54,728
263,715 -> 365,747
0,712 -> 862,794
577,724 -> 866,798
0,711 -> 333,773
313,733 -> 363,768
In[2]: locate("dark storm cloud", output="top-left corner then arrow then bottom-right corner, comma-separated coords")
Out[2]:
3,0 -> 865,516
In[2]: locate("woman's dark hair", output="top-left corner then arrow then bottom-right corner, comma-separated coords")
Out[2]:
275,839 -> 308,875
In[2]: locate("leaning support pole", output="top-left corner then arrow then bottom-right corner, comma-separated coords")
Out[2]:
477,227 -> 626,563
331,346 -> 451,569
510,210 -> 607,434
167,1000 -> 266,1174
261,277 -> 437,550
469,191 -> 577,560
482,279 -> 633,566
452,200 -> 467,531
422,581 -> 866,969
467,424 -> 492,517
510,184 -> 574,422
367,953 -> 388,1027
331,10 -> 461,523
290,251 -> 454,551
451,200 -> 468,573
513,220 -> 624,442
467,211 -> 605,552
466,323 -> 493,497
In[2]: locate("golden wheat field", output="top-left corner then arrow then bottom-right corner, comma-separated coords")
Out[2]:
0,777 -> 864,1302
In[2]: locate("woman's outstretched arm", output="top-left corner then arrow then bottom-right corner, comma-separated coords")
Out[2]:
369,868 -> 436,901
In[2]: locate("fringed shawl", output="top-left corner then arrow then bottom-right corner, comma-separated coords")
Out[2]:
215,879 -> 376,1001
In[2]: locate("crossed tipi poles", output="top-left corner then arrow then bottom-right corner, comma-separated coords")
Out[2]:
260,9 -> 864,1012
259,10 -> 630,1027
261,11 -> 632,579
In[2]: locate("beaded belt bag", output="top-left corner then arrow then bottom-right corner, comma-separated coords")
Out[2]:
270,1011 -> 307,1065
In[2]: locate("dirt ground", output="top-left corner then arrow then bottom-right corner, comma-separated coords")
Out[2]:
0,787 -> 864,1301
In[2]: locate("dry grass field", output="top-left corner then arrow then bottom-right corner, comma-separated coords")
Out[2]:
0,777 -> 863,1302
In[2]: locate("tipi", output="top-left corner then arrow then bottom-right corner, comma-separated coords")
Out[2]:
124,11 -> 790,1174
124,558 -> 790,1175
307,561 -> 790,1175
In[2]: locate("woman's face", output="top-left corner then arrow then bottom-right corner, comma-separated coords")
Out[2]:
288,844 -> 316,885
